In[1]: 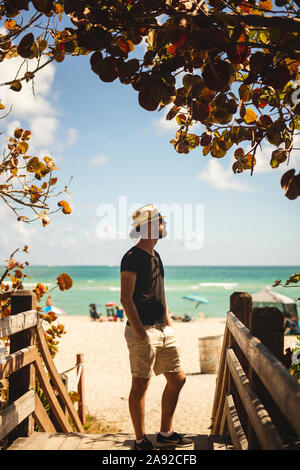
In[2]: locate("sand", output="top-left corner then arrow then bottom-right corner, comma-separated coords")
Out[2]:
53,316 -> 297,436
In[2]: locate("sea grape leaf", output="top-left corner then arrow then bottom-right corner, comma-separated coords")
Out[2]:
57,200 -> 72,214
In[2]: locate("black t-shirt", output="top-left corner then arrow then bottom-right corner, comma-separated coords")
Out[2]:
120,245 -> 167,325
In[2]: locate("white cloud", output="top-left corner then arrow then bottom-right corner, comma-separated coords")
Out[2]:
66,128 -> 78,147
6,119 -> 22,137
152,106 -> 198,137
29,116 -> 58,147
1,56 -> 56,118
152,110 -> 179,136
90,154 -> 108,166
0,203 -> 37,252
197,159 -> 257,192
197,133 -> 300,191
243,134 -> 300,175
1,56 -> 78,157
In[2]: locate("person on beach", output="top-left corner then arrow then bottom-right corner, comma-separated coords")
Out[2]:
116,305 -> 124,322
89,303 -> 100,321
120,204 -> 192,450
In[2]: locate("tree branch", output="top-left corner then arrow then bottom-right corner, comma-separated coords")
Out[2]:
0,248 -> 20,285
210,11 -> 300,32
2,190 -> 49,209
0,57 -> 54,88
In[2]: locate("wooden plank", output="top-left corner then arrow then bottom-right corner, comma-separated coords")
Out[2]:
0,390 -> 35,441
76,434 -> 104,450
58,433 -> 84,450
219,402 -> 227,435
248,306 -> 285,449
0,310 -> 38,338
0,345 -> 37,378
35,322 -> 84,432
229,292 -> 253,437
8,292 -> 37,444
227,311 -> 300,437
214,360 -> 229,435
33,393 -> 56,433
225,394 -> 248,450
34,354 -> 72,432
77,353 -> 86,426
8,432 -> 52,450
211,435 -> 233,450
226,348 -> 284,450
211,322 -> 230,434
7,437 -> 29,450
248,307 -> 290,450
42,433 -> 68,450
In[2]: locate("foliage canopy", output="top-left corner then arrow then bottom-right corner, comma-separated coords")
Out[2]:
0,0 -> 300,199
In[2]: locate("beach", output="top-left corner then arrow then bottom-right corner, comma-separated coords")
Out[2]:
53,316 -> 297,435
53,316 -> 226,434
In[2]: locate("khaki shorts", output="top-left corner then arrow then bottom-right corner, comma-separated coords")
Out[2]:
124,323 -> 183,379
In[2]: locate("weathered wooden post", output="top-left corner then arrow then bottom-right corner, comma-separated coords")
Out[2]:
211,291 -> 252,436
60,373 -> 68,419
8,290 -> 37,445
230,292 -> 252,329
248,306 -> 285,450
77,353 -> 86,426
49,373 -> 69,429
225,292 -> 252,437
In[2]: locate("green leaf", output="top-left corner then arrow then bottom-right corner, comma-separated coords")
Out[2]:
166,106 -> 179,121
289,273 -> 300,283
176,113 -> 187,125
186,134 -> 200,149
258,31 -> 269,44
238,84 -> 251,102
289,116 -> 300,131
270,149 -> 288,168
210,138 -> 226,158
234,148 -> 245,159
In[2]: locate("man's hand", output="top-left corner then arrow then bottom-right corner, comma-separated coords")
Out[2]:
137,329 -> 147,342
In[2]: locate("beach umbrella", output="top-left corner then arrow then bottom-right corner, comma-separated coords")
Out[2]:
41,306 -> 51,313
51,305 -> 67,315
41,305 -> 66,315
105,302 -> 117,307
182,295 -> 210,308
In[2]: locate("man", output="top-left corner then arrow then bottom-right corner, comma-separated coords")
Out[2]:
120,204 -> 192,450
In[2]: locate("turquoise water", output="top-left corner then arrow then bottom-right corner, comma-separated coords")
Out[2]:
5,265 -> 300,318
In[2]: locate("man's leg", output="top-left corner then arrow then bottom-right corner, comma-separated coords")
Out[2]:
129,376 -> 150,441
160,371 -> 186,433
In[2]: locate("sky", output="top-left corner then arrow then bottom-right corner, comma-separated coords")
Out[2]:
0,16 -> 300,266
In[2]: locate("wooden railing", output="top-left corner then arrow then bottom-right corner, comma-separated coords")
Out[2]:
0,290 -> 84,447
211,292 -> 300,450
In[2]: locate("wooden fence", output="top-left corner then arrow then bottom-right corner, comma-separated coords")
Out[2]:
0,290 -> 84,448
211,292 -> 300,450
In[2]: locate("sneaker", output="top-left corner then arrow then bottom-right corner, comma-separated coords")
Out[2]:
156,431 -> 193,448
133,437 -> 155,450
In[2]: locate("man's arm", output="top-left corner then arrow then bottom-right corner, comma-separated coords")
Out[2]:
120,270 -> 146,341
166,302 -> 173,327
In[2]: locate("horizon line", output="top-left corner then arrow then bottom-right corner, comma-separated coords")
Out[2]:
1,264 -> 299,268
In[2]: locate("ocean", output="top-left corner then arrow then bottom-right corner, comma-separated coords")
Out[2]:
6,265 -> 300,319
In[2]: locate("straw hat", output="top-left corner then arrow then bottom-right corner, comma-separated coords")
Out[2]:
131,204 -> 164,227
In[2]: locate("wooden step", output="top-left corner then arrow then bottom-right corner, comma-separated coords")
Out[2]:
7,432 -> 225,450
